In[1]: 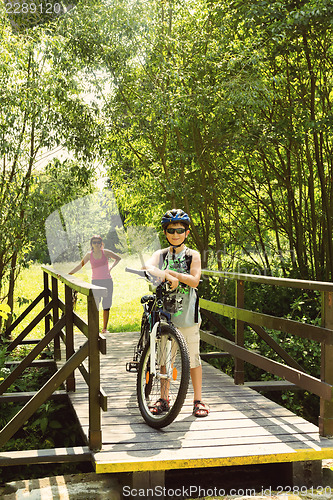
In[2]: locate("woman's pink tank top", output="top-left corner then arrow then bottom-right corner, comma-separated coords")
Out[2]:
90,250 -> 111,280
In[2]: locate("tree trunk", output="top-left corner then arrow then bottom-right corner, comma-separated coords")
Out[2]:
5,252 -> 17,336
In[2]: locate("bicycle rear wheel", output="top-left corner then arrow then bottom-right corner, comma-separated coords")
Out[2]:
137,323 -> 190,428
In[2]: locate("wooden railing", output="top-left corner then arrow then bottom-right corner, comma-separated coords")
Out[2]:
199,270 -> 333,437
2,263 -> 333,459
0,265 -> 108,453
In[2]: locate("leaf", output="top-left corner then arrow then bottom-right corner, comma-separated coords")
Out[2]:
49,420 -> 62,429
0,304 -> 11,320
39,417 -> 48,434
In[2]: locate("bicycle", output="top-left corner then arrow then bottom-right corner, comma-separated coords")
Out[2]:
125,267 -> 190,428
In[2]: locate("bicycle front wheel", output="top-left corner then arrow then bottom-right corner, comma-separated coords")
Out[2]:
137,323 -> 190,429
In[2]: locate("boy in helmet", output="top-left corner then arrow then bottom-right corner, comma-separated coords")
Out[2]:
142,209 -> 210,417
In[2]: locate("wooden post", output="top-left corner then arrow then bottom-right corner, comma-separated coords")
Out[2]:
319,290 -> 333,436
43,271 -> 50,335
88,292 -> 102,450
292,460 -> 322,487
132,471 -> 165,497
52,276 -> 61,361
234,279 -> 245,385
65,284 -> 75,392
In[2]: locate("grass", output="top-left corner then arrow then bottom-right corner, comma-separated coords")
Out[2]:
11,256 -> 150,340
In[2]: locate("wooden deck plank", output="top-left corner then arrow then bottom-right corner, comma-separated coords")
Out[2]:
0,447 -> 92,466
94,432 -> 326,452
93,423 -> 322,444
63,331 -> 333,473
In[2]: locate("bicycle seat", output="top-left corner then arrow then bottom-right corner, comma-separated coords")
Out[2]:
141,295 -> 154,305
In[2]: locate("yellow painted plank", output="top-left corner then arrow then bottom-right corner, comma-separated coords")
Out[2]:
94,447 -> 333,474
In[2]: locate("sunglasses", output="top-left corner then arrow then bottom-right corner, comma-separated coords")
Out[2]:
92,240 -> 102,245
166,228 -> 186,234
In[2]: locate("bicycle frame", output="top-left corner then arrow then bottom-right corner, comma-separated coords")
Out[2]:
125,268 -> 172,373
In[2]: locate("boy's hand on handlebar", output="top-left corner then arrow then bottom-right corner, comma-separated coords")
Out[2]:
166,273 -> 179,290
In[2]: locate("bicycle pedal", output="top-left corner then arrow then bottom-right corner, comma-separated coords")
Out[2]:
126,361 -> 139,372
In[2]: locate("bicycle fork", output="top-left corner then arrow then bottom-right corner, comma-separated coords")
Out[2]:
149,322 -> 158,376
150,323 -> 173,381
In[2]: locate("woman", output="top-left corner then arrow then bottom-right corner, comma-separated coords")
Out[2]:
69,235 -> 121,333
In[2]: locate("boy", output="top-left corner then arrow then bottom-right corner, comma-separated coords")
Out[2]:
143,209 -> 210,417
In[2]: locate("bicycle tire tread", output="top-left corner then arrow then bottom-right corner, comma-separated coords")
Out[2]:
137,323 -> 190,429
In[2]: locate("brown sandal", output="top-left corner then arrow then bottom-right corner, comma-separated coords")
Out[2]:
150,398 -> 170,415
193,400 -> 210,417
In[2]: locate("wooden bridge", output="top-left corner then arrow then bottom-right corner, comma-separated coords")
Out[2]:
1,265 -> 333,488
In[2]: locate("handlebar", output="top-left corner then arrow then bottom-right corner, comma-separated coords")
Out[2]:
125,267 -> 171,291
125,267 -> 150,279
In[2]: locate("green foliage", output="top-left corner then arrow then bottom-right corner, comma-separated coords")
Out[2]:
0,304 -> 11,321
279,391 -> 319,425
56,0 -> 333,281
0,401 -> 68,450
0,345 -> 11,393
0,397 -> 90,482
0,20 -> 101,332
21,400 -> 79,448
11,367 -> 51,392
26,158 -> 96,263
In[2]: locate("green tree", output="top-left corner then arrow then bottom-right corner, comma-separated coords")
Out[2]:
26,158 -> 96,263
44,0 -> 333,279
0,13 -> 101,333
222,0 -> 333,279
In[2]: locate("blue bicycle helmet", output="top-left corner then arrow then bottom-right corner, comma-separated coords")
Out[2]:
161,209 -> 191,229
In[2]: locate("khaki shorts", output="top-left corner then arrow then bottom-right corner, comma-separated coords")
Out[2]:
177,323 -> 201,369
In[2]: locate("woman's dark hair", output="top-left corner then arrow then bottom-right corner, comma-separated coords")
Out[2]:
90,235 -> 103,249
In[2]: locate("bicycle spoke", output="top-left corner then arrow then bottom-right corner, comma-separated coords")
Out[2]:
137,324 -> 190,428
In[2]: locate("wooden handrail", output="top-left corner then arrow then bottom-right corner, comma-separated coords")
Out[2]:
202,269 -> 333,292
41,265 -> 108,297
200,330 -> 333,400
42,266 -> 107,449
0,266 -> 108,452
200,298 -> 333,343
0,340 -> 90,449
